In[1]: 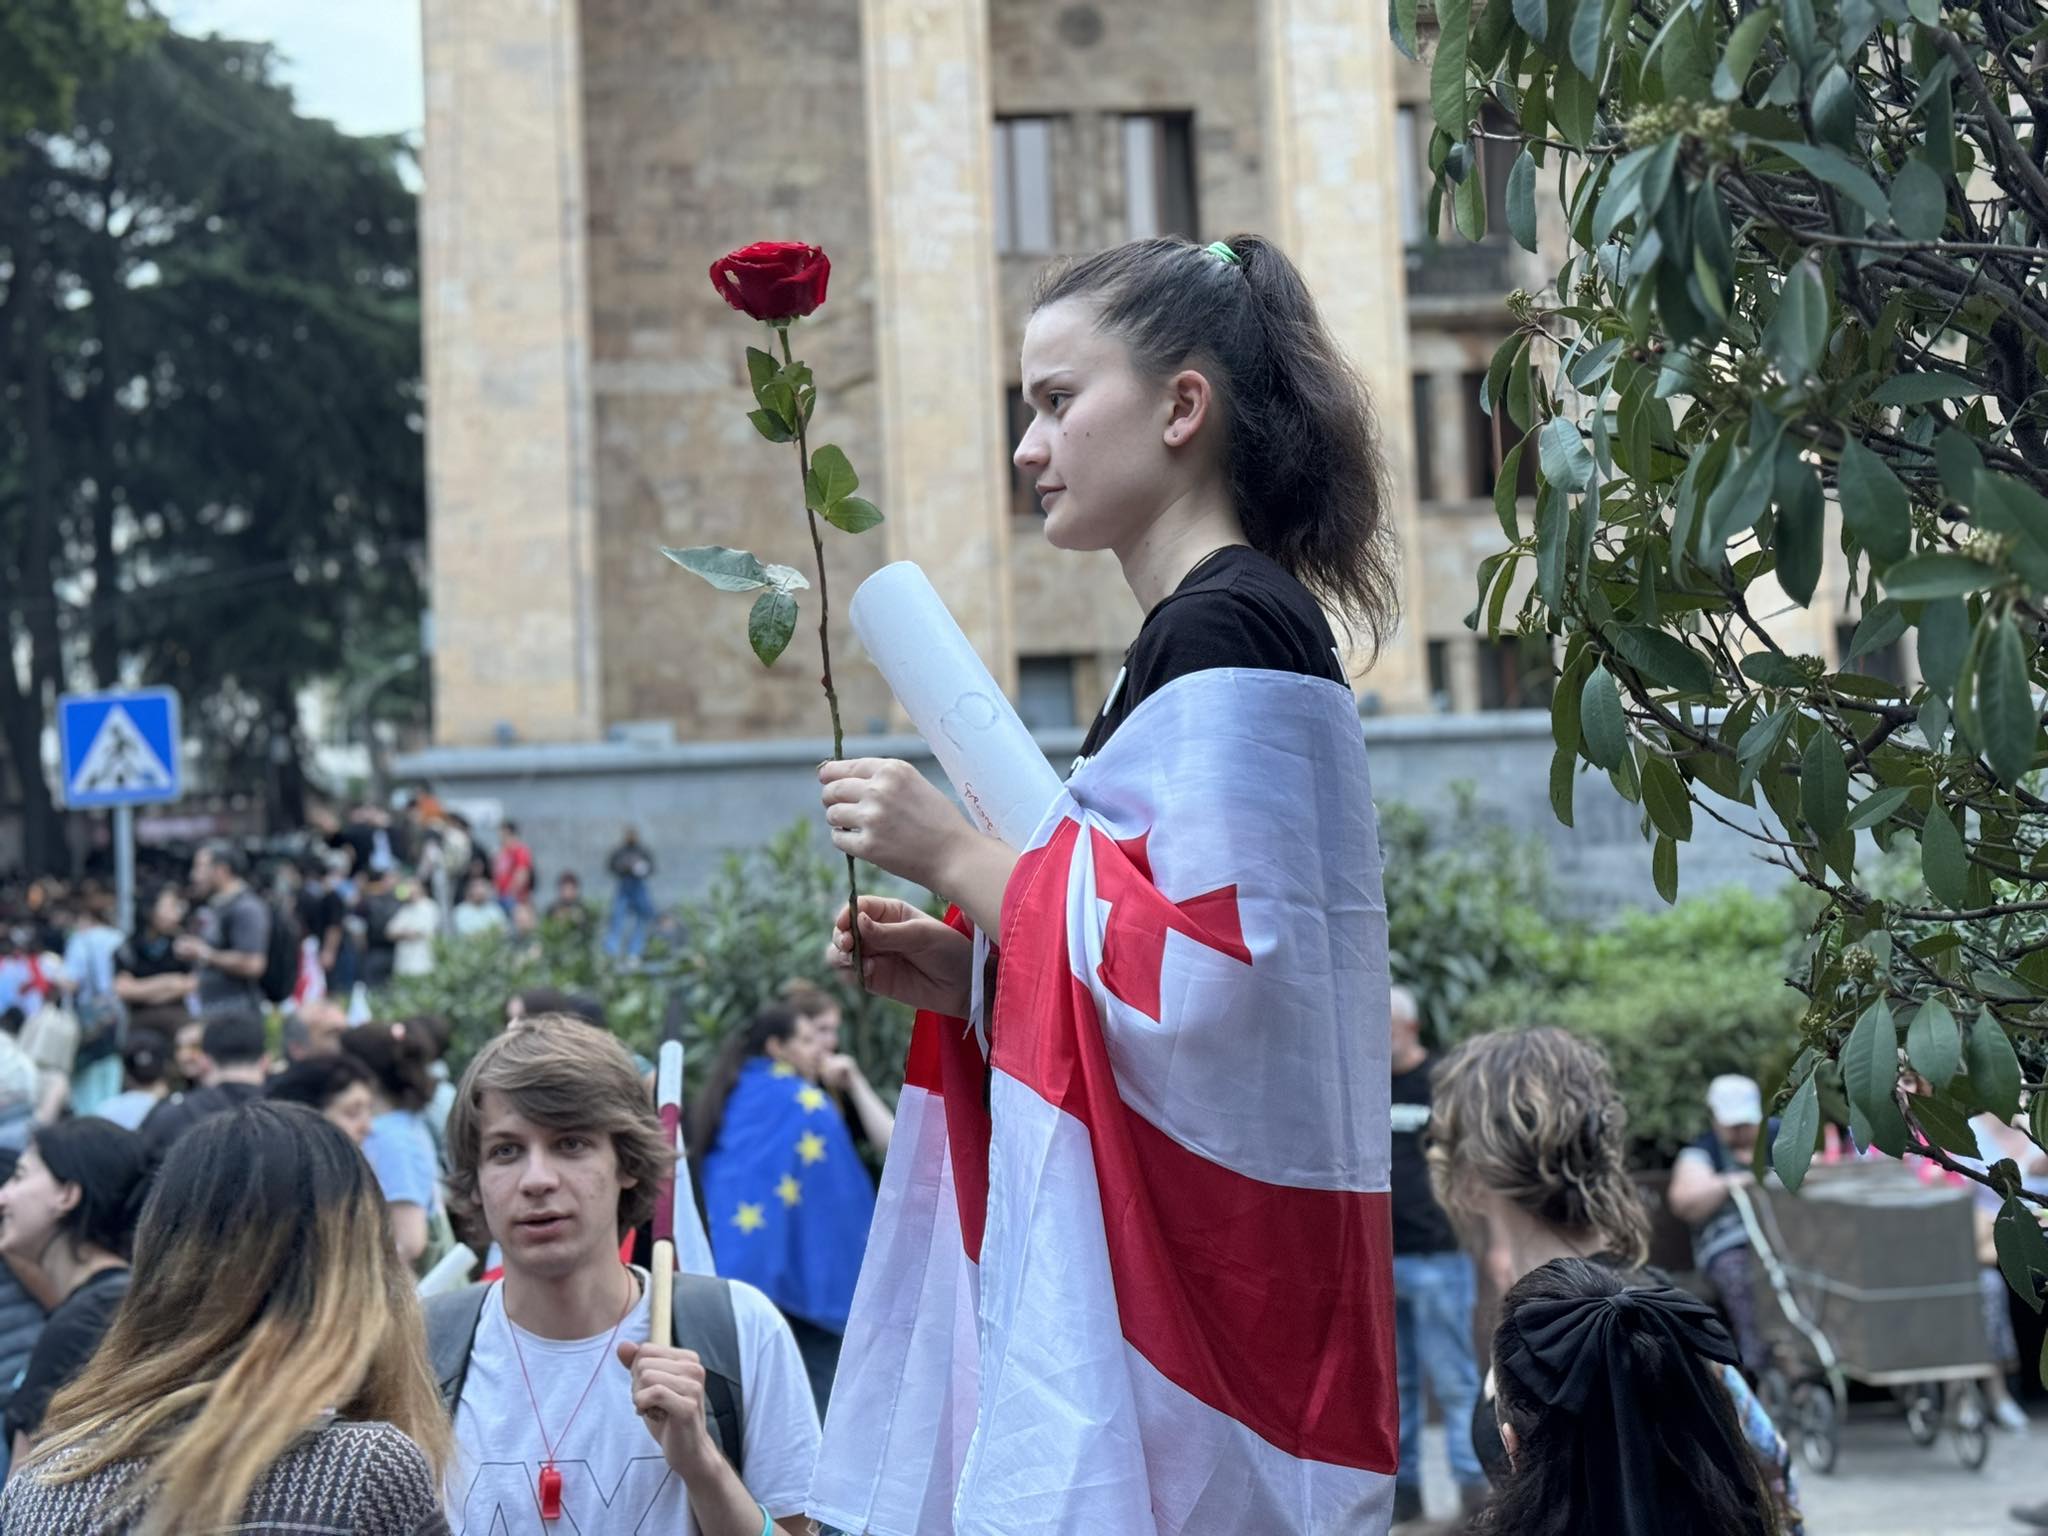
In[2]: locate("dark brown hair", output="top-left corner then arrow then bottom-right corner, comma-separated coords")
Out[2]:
444,1018 -> 674,1239
337,1020 -> 436,1113
1032,233 -> 1397,650
686,1005 -> 802,1178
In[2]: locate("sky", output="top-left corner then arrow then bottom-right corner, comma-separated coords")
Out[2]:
162,0 -> 425,138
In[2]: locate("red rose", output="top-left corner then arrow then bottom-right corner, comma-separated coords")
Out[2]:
708,241 -> 832,322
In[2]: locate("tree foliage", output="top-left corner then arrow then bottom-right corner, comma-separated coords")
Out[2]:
1416,0 -> 2048,1280
0,0 -> 145,150
0,25 -> 423,865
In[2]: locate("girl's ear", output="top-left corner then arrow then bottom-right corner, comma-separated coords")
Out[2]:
1162,368 -> 1216,451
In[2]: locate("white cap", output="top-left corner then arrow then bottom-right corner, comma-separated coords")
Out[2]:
1707,1074 -> 1763,1126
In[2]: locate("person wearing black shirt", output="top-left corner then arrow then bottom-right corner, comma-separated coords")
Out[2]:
0,1119 -> 148,1462
112,884 -> 197,1041
1386,986 -> 1485,1527
138,1008 -> 270,1159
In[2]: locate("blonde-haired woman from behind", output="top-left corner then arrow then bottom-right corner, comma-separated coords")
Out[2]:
1,1100 -> 451,1534
1426,1027 -> 1804,1535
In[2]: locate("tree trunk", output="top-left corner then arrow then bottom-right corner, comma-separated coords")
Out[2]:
85,212 -> 123,688
16,242 -> 71,874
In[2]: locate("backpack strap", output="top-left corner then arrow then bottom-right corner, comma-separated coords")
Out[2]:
673,1272 -> 745,1471
423,1275 -> 745,1472
424,1283 -> 490,1418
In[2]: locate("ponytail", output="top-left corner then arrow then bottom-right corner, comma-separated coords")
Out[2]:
1031,233 -> 1397,652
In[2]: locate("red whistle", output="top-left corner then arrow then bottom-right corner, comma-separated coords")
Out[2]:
538,1464 -> 563,1520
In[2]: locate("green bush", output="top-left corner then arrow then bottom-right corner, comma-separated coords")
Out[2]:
385,821 -> 916,1103
1460,888 -> 1806,1165
1384,791 -> 1804,1163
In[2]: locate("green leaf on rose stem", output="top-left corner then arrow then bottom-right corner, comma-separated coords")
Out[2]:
661,544 -> 776,592
1652,832 -> 1679,903
819,495 -> 884,534
1837,435 -> 1912,566
1579,664 -> 1628,771
1994,1196 -> 2048,1313
745,346 -> 779,397
803,444 -> 860,513
1507,149 -> 1538,251
747,409 -> 794,444
1764,258 -> 1828,384
1430,0 -> 1472,139
746,588 -> 799,667
1887,157 -> 1947,243
1800,730 -> 1848,841
1713,4 -> 1776,100
758,380 -> 798,430
1641,753 -> 1693,841
1540,417 -> 1595,493
1905,997 -> 1962,1089
1965,1014 -> 2023,1121
1880,553 -> 2001,600
1920,799 -> 1972,909
1843,998 -> 1908,1156
1772,1071 -> 1821,1192
1977,610 -> 2038,787
1845,785 -> 1910,832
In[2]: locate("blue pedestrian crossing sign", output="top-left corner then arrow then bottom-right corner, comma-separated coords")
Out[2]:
58,689 -> 182,809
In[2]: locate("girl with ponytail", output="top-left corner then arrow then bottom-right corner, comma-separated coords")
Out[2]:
819,231 -> 1396,958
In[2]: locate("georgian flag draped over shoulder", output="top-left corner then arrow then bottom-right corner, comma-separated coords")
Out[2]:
810,668 -> 1397,1535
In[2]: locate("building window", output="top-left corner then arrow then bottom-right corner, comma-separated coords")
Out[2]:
1479,101 -> 1519,242
1412,374 -> 1437,504
995,117 -> 1056,253
1017,656 -> 1079,731
1836,622 -> 1905,686
1122,112 -> 1198,240
1005,385 -> 1036,518
1426,638 -> 1452,711
1396,106 -> 1423,248
1463,369 -> 1537,502
1477,637 -> 1554,710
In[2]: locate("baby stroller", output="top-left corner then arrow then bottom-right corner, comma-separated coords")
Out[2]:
1731,1162 -> 1995,1474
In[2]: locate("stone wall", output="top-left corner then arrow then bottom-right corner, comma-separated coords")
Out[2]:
398,709 -> 1786,919
578,0 -> 897,741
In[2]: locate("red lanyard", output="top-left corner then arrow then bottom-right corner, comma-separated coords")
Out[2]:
504,1270 -> 638,1521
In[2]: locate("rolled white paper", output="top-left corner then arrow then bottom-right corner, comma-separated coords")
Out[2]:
850,561 -> 1064,848
416,1243 -> 479,1298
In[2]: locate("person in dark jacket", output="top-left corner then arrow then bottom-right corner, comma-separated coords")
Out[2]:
604,827 -> 658,960
138,1009 -> 269,1159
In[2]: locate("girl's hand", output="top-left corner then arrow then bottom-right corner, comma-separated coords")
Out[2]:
829,895 -> 973,1016
820,758 -> 972,890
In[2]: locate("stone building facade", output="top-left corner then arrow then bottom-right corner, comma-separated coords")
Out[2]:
419,0 -> 1876,754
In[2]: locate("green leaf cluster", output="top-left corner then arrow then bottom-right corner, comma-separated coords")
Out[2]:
1427,0 -> 2048,1252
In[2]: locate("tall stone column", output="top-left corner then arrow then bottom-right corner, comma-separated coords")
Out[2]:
1259,0 -> 1430,713
858,0 -> 1015,688
420,0 -> 602,745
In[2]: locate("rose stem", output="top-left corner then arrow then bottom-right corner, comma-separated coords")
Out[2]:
779,323 -> 865,989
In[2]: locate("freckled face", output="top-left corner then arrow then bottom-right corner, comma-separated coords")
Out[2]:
1013,299 -> 1178,555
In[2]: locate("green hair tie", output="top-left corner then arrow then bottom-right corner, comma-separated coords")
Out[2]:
1205,240 -> 1241,268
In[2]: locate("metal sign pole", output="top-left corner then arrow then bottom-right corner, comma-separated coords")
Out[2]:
114,805 -> 136,937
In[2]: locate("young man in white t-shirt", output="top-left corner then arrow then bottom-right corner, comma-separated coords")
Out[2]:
431,1019 -> 820,1535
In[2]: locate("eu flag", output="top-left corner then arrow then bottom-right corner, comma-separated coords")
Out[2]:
701,1058 -> 876,1332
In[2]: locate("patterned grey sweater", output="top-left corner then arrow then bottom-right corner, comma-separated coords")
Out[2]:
0,1418 -> 449,1534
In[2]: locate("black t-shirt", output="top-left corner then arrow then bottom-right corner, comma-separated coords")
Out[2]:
138,1079 -> 263,1160
1390,1058 -> 1459,1255
5,1267 -> 129,1439
113,932 -> 187,982
1075,546 -> 1346,762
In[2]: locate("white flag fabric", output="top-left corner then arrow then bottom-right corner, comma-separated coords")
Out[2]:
811,668 -> 1397,1534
